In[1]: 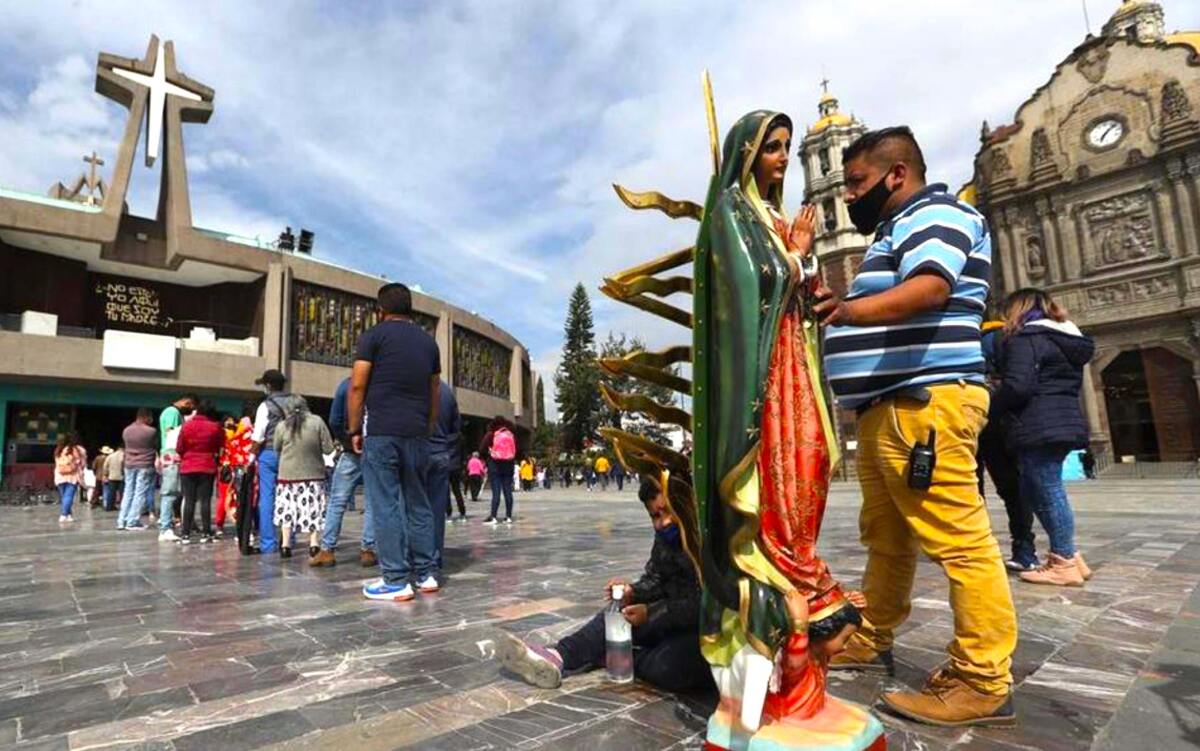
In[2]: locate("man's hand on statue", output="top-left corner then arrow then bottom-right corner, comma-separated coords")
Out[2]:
605,578 -> 633,605
812,284 -> 852,327
788,205 -> 817,258
622,604 -> 648,627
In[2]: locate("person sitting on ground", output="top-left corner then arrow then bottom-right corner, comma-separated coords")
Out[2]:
495,477 -> 711,693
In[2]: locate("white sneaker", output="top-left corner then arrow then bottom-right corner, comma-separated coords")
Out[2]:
58,515 -> 67,522
159,529 -> 180,542
416,575 -> 440,593
64,515 -> 74,523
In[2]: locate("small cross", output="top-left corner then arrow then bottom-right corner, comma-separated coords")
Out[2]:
820,77 -> 830,94
83,151 -> 104,193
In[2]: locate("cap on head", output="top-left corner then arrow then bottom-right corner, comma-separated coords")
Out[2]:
255,369 -> 287,390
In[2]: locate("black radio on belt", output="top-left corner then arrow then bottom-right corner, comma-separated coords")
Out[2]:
907,428 -> 937,490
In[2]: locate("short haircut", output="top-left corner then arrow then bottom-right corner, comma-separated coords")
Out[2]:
842,126 -> 927,180
638,477 -> 661,504
377,283 -> 412,315
136,407 -> 153,422
179,393 -> 199,404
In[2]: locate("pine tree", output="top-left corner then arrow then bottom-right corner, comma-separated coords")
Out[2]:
598,331 -> 678,444
554,283 -> 602,452
535,378 -> 546,424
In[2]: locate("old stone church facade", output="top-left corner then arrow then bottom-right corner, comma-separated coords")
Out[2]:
973,1 -> 1200,462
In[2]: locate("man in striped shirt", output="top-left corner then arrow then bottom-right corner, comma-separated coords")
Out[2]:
813,127 -> 1018,728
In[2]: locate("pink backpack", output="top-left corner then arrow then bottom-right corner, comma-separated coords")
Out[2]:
490,428 -> 516,461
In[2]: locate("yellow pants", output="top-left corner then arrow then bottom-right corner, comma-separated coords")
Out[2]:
851,382 -> 1017,696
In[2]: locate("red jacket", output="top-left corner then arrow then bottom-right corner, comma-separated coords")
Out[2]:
177,415 -> 225,475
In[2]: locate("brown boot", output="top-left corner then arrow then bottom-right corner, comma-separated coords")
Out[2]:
1073,552 -> 1092,581
828,638 -> 895,675
359,548 -> 378,568
881,668 -> 1015,727
309,549 -> 336,567
1018,552 -> 1084,587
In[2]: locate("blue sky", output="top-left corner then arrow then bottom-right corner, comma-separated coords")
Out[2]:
1,1 -> 1197,416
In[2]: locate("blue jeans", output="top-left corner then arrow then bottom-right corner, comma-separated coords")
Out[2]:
428,452 -> 453,564
488,460 -> 515,519
158,463 -> 180,531
57,483 -> 77,516
363,436 -> 434,586
1018,445 -> 1076,558
102,480 -> 122,511
119,468 -> 154,527
321,452 -> 374,552
258,449 -> 280,553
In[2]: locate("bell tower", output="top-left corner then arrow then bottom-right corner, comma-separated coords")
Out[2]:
797,81 -> 868,296
1101,1 -> 1165,42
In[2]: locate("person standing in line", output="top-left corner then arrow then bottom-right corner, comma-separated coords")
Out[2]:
91,448 -> 111,508
53,433 -> 87,523
480,416 -> 517,525
348,283 -> 441,602
216,415 -> 253,539
102,445 -> 125,512
272,397 -> 335,559
991,288 -> 1095,587
815,126 -> 1017,725
429,380 -> 463,562
250,369 -> 300,555
312,376 -> 376,567
157,394 -> 196,541
465,452 -> 486,503
119,409 -> 158,531
176,401 -> 225,544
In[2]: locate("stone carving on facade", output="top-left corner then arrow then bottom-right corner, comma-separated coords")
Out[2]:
1162,80 -> 1192,121
989,147 -> 1012,179
453,324 -> 512,398
1030,129 -> 1052,166
1087,281 -> 1130,307
1082,191 -> 1161,272
1025,234 -> 1046,278
1076,45 -> 1110,84
1130,274 -> 1177,301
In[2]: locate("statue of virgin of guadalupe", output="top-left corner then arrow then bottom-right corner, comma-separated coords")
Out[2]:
598,88 -> 884,751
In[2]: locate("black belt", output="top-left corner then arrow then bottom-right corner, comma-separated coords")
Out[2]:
855,380 -> 986,417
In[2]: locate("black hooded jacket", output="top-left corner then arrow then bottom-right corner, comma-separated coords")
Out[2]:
991,319 -> 1095,450
631,536 -> 701,641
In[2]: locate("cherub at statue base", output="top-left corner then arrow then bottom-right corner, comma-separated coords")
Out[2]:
705,695 -> 885,751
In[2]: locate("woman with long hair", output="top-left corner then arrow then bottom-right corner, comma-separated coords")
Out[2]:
52,433 -> 87,522
992,288 -> 1095,586
272,397 -> 334,558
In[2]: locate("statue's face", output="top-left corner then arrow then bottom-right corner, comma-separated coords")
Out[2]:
812,622 -> 858,661
753,125 -> 791,193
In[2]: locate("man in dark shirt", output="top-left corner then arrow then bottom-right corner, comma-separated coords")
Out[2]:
349,283 -> 441,602
496,478 -> 710,693
427,380 -> 463,564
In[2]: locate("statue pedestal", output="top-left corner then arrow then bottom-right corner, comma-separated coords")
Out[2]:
704,695 -> 885,751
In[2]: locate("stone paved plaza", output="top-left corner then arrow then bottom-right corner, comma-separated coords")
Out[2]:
0,479 -> 1198,750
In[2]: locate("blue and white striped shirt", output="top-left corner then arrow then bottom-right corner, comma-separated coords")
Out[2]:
824,183 -> 991,410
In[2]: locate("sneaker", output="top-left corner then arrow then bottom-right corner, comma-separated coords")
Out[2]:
201,535 -> 215,544
829,639 -> 895,675
125,522 -> 146,530
359,548 -> 377,567
214,528 -> 224,539
495,631 -> 563,689
1019,552 -> 1084,587
179,537 -> 193,546
417,575 -> 440,593
158,529 -> 179,542
58,515 -> 68,523
1073,552 -> 1093,581
309,549 -> 337,567
503,517 -> 514,524
363,578 -> 414,602
116,524 -> 126,531
64,515 -> 74,522
880,667 -> 1016,727
1005,558 -> 1038,573
484,517 -> 499,526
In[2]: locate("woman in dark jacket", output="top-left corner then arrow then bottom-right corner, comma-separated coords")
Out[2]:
992,289 -> 1094,587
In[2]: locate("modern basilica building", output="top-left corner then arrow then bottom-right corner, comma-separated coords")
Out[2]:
0,36 -> 539,487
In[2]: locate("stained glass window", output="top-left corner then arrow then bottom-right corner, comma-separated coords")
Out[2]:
453,325 -> 512,398
290,281 -> 438,366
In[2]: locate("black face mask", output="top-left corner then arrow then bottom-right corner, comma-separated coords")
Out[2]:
847,172 -> 896,235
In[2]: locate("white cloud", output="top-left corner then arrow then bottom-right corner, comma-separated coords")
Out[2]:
0,0 -> 1197,389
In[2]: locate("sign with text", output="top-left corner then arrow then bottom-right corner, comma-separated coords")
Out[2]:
94,280 -> 164,328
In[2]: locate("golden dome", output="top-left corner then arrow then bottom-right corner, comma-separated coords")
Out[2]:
956,182 -> 978,207
819,91 -> 836,105
809,113 -> 852,134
